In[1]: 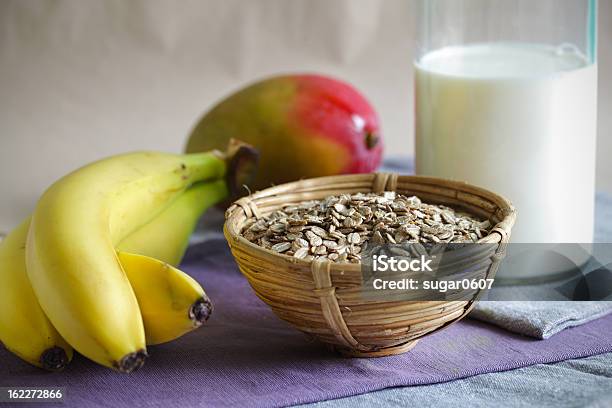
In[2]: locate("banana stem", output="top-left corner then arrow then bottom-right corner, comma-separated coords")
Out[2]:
181,152 -> 227,182
182,139 -> 258,200
217,139 -> 259,199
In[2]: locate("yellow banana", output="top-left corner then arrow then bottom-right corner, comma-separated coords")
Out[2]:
5,141 -> 256,371
0,219 -> 73,371
0,217 -> 212,370
26,151 -> 226,372
117,179 -> 228,266
118,252 -> 212,345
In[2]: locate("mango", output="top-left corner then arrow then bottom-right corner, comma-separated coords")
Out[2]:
185,74 -> 383,190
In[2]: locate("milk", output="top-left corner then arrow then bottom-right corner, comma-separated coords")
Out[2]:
415,43 -> 597,244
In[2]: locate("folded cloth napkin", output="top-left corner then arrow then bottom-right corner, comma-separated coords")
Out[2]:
470,301 -> 612,339
381,158 -> 612,339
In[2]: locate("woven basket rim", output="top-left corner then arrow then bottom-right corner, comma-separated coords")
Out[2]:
224,173 -> 516,270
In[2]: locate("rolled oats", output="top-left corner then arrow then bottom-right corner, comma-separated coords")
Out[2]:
241,191 -> 491,263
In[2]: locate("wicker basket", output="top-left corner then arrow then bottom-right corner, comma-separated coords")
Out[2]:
224,173 -> 516,357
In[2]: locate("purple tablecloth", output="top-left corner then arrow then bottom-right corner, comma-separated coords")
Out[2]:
1,239 -> 612,408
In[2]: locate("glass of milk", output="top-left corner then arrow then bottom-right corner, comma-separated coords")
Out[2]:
415,0 -> 598,281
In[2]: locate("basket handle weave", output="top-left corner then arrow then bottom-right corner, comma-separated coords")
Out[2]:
311,259 -> 371,352
372,172 -> 399,193
226,196 -> 261,219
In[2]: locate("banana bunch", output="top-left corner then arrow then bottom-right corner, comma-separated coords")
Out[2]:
0,142 -> 257,372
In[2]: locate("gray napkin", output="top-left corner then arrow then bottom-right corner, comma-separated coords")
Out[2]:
470,301 -> 612,339
470,192 -> 612,338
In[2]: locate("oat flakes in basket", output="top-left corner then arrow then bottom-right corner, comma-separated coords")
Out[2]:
241,191 -> 492,263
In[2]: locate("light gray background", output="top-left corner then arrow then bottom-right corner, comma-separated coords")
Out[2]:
0,0 -> 610,232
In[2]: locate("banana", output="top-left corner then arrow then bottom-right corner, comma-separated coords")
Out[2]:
6,141 -> 256,372
26,151 -> 226,372
118,252 -> 212,345
0,217 -> 213,370
0,219 -> 73,371
117,179 -> 228,266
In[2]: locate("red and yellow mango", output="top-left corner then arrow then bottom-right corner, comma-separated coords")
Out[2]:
185,74 -> 383,190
